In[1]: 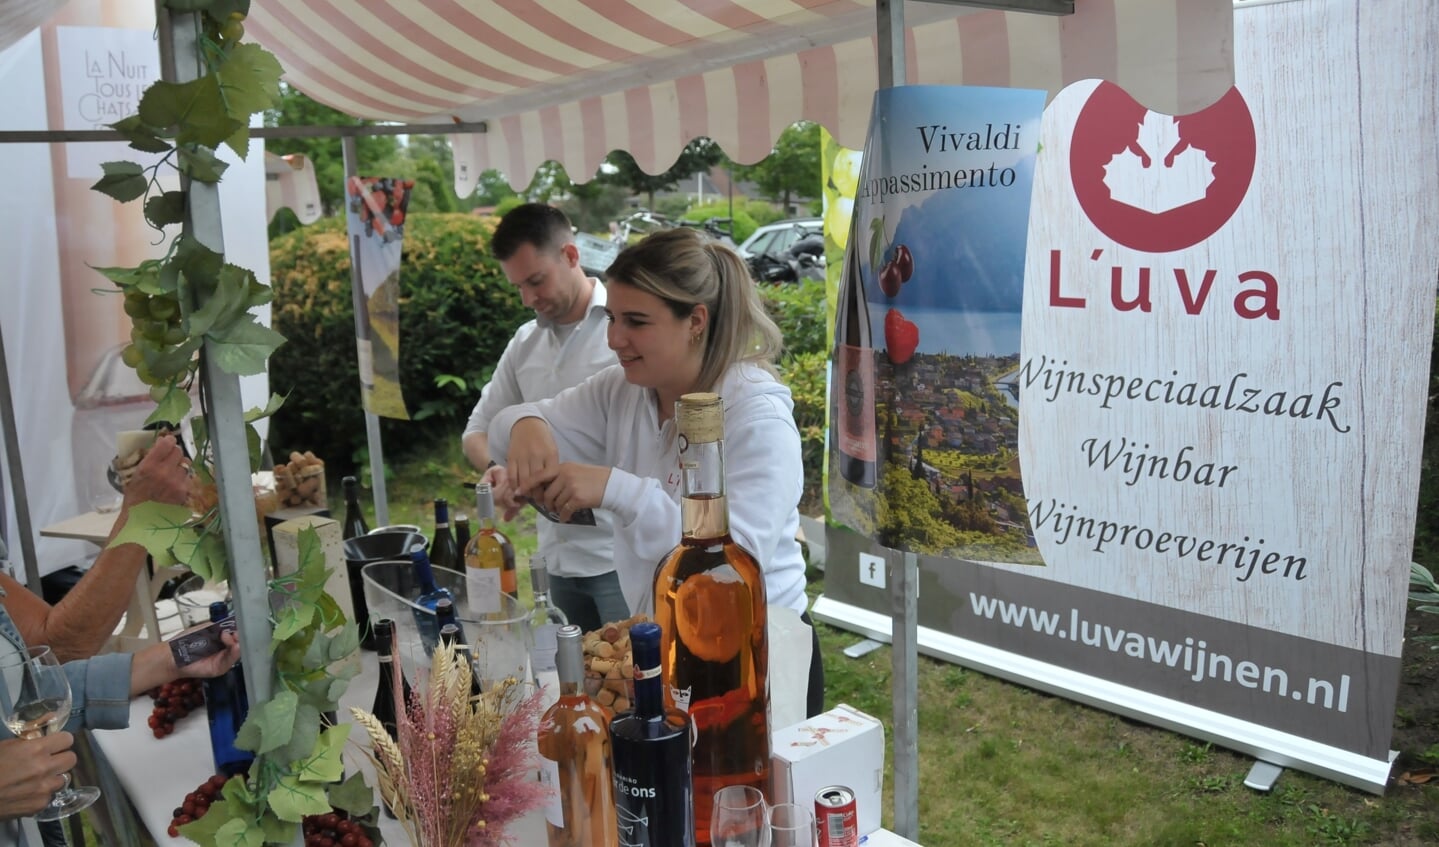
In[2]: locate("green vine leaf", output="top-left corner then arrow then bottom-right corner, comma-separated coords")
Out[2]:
260,815 -> 299,844
273,602 -> 314,642
327,772 -> 377,819
276,704 -> 322,763
186,261 -> 251,336
144,190 -> 187,229
208,317 -> 287,375
109,115 -> 173,154
107,501 -> 195,558
92,161 -> 147,203
139,75 -> 245,149
177,797 -> 239,844
215,818 -> 265,847
146,384 -> 194,427
294,725 -> 349,783
216,43 -> 284,126
243,689 -> 299,754
177,145 -> 230,183
267,776 -> 330,823
91,262 -> 160,292
244,392 -> 286,422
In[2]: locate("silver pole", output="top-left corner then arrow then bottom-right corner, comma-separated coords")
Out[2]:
0,321 -> 42,590
340,136 -> 390,527
875,0 -> 919,840
159,7 -> 279,714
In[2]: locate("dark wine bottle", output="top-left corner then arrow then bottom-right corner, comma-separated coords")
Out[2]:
371,619 -> 410,819
453,512 -> 471,555
834,217 -> 877,488
439,622 -> 483,698
410,544 -> 453,656
610,622 -> 694,847
203,601 -> 253,777
341,475 -> 370,540
429,498 -> 461,571
435,596 -> 466,648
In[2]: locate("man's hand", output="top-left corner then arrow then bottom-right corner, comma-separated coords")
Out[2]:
0,733 -> 76,820
121,434 -> 192,510
537,463 -> 612,523
173,630 -> 242,681
504,417 -> 561,498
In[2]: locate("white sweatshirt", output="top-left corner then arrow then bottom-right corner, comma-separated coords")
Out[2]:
488,362 -> 808,616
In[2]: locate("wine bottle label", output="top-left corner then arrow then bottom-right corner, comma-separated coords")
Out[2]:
837,344 -> 877,460
538,755 -> 564,828
635,664 -> 662,681
465,569 -> 502,616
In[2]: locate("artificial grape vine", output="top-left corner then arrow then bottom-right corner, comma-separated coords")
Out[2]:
93,1 -> 378,844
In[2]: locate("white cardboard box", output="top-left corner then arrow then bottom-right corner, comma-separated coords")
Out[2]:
771,703 -> 885,836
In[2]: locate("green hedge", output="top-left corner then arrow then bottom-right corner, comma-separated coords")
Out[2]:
762,278 -> 828,510
267,213 -> 528,470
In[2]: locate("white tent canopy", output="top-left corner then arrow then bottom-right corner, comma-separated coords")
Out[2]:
237,0 -> 1234,187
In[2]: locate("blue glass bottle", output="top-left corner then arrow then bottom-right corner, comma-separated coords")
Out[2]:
610,622 -> 694,847
411,545 -> 453,656
204,601 -> 253,777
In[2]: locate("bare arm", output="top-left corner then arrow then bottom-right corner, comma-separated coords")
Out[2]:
23,435 -> 191,661
462,430 -> 491,473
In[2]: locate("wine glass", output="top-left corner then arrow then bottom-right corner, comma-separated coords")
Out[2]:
710,784 -> 770,847
0,646 -> 101,820
769,802 -> 817,847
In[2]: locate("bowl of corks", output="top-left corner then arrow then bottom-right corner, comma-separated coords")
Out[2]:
273,451 -> 326,509
582,614 -> 650,713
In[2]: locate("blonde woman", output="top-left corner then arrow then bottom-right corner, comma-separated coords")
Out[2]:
488,227 -> 823,715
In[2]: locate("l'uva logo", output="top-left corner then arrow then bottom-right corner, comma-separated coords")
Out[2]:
1070,83 -> 1256,253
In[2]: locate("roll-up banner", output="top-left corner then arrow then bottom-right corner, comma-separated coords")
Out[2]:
344,176 -> 412,420
818,0 -> 1438,793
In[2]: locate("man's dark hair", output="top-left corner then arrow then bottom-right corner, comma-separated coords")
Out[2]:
491,203 -> 574,261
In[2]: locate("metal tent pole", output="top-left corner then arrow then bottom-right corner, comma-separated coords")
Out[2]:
157,5 -> 283,740
0,321 -> 42,590
340,136 -> 390,527
874,0 -> 920,840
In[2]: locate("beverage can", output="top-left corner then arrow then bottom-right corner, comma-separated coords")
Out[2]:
815,785 -> 859,847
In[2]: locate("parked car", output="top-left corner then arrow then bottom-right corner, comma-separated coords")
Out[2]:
736,217 -> 822,261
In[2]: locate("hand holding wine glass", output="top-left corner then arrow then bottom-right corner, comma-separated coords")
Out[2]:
710,784 -> 771,847
0,646 -> 100,821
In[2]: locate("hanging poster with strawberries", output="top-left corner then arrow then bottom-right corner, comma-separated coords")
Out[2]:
822,0 -> 1438,793
827,85 -> 1047,565
345,176 -> 413,420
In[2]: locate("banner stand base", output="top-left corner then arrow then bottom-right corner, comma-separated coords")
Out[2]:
810,594 -> 1398,794
1243,760 -> 1285,793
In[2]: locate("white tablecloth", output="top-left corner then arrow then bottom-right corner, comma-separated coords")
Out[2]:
90,652 -> 547,845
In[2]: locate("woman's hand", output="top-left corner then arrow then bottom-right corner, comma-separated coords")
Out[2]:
131,630 -> 242,696
504,417 -> 561,499
175,630 -> 243,681
0,733 -> 77,820
538,463 -> 612,523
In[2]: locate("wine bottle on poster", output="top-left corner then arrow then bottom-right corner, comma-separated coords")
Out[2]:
651,393 -> 769,846
834,217 -> 877,489
610,622 -> 694,847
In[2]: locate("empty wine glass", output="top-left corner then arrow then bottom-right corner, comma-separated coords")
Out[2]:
769,802 -> 817,847
710,784 -> 770,847
0,645 -> 100,821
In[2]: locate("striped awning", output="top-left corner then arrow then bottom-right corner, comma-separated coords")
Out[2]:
0,0 -> 66,54
245,0 -> 1234,189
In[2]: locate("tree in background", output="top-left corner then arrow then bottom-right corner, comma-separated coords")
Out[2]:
263,84 -> 400,221
732,121 -> 821,215
601,137 -> 727,211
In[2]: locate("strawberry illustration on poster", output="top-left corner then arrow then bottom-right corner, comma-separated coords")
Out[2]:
828,85 -> 1047,565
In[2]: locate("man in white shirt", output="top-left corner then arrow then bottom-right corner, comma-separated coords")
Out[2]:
462,204 -> 625,632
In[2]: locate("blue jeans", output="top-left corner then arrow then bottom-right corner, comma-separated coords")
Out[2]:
547,570 -> 631,633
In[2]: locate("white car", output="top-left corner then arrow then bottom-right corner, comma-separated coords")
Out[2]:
736,218 -> 823,261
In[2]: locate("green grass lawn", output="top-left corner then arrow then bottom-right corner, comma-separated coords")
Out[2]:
354,443 -> 1436,847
